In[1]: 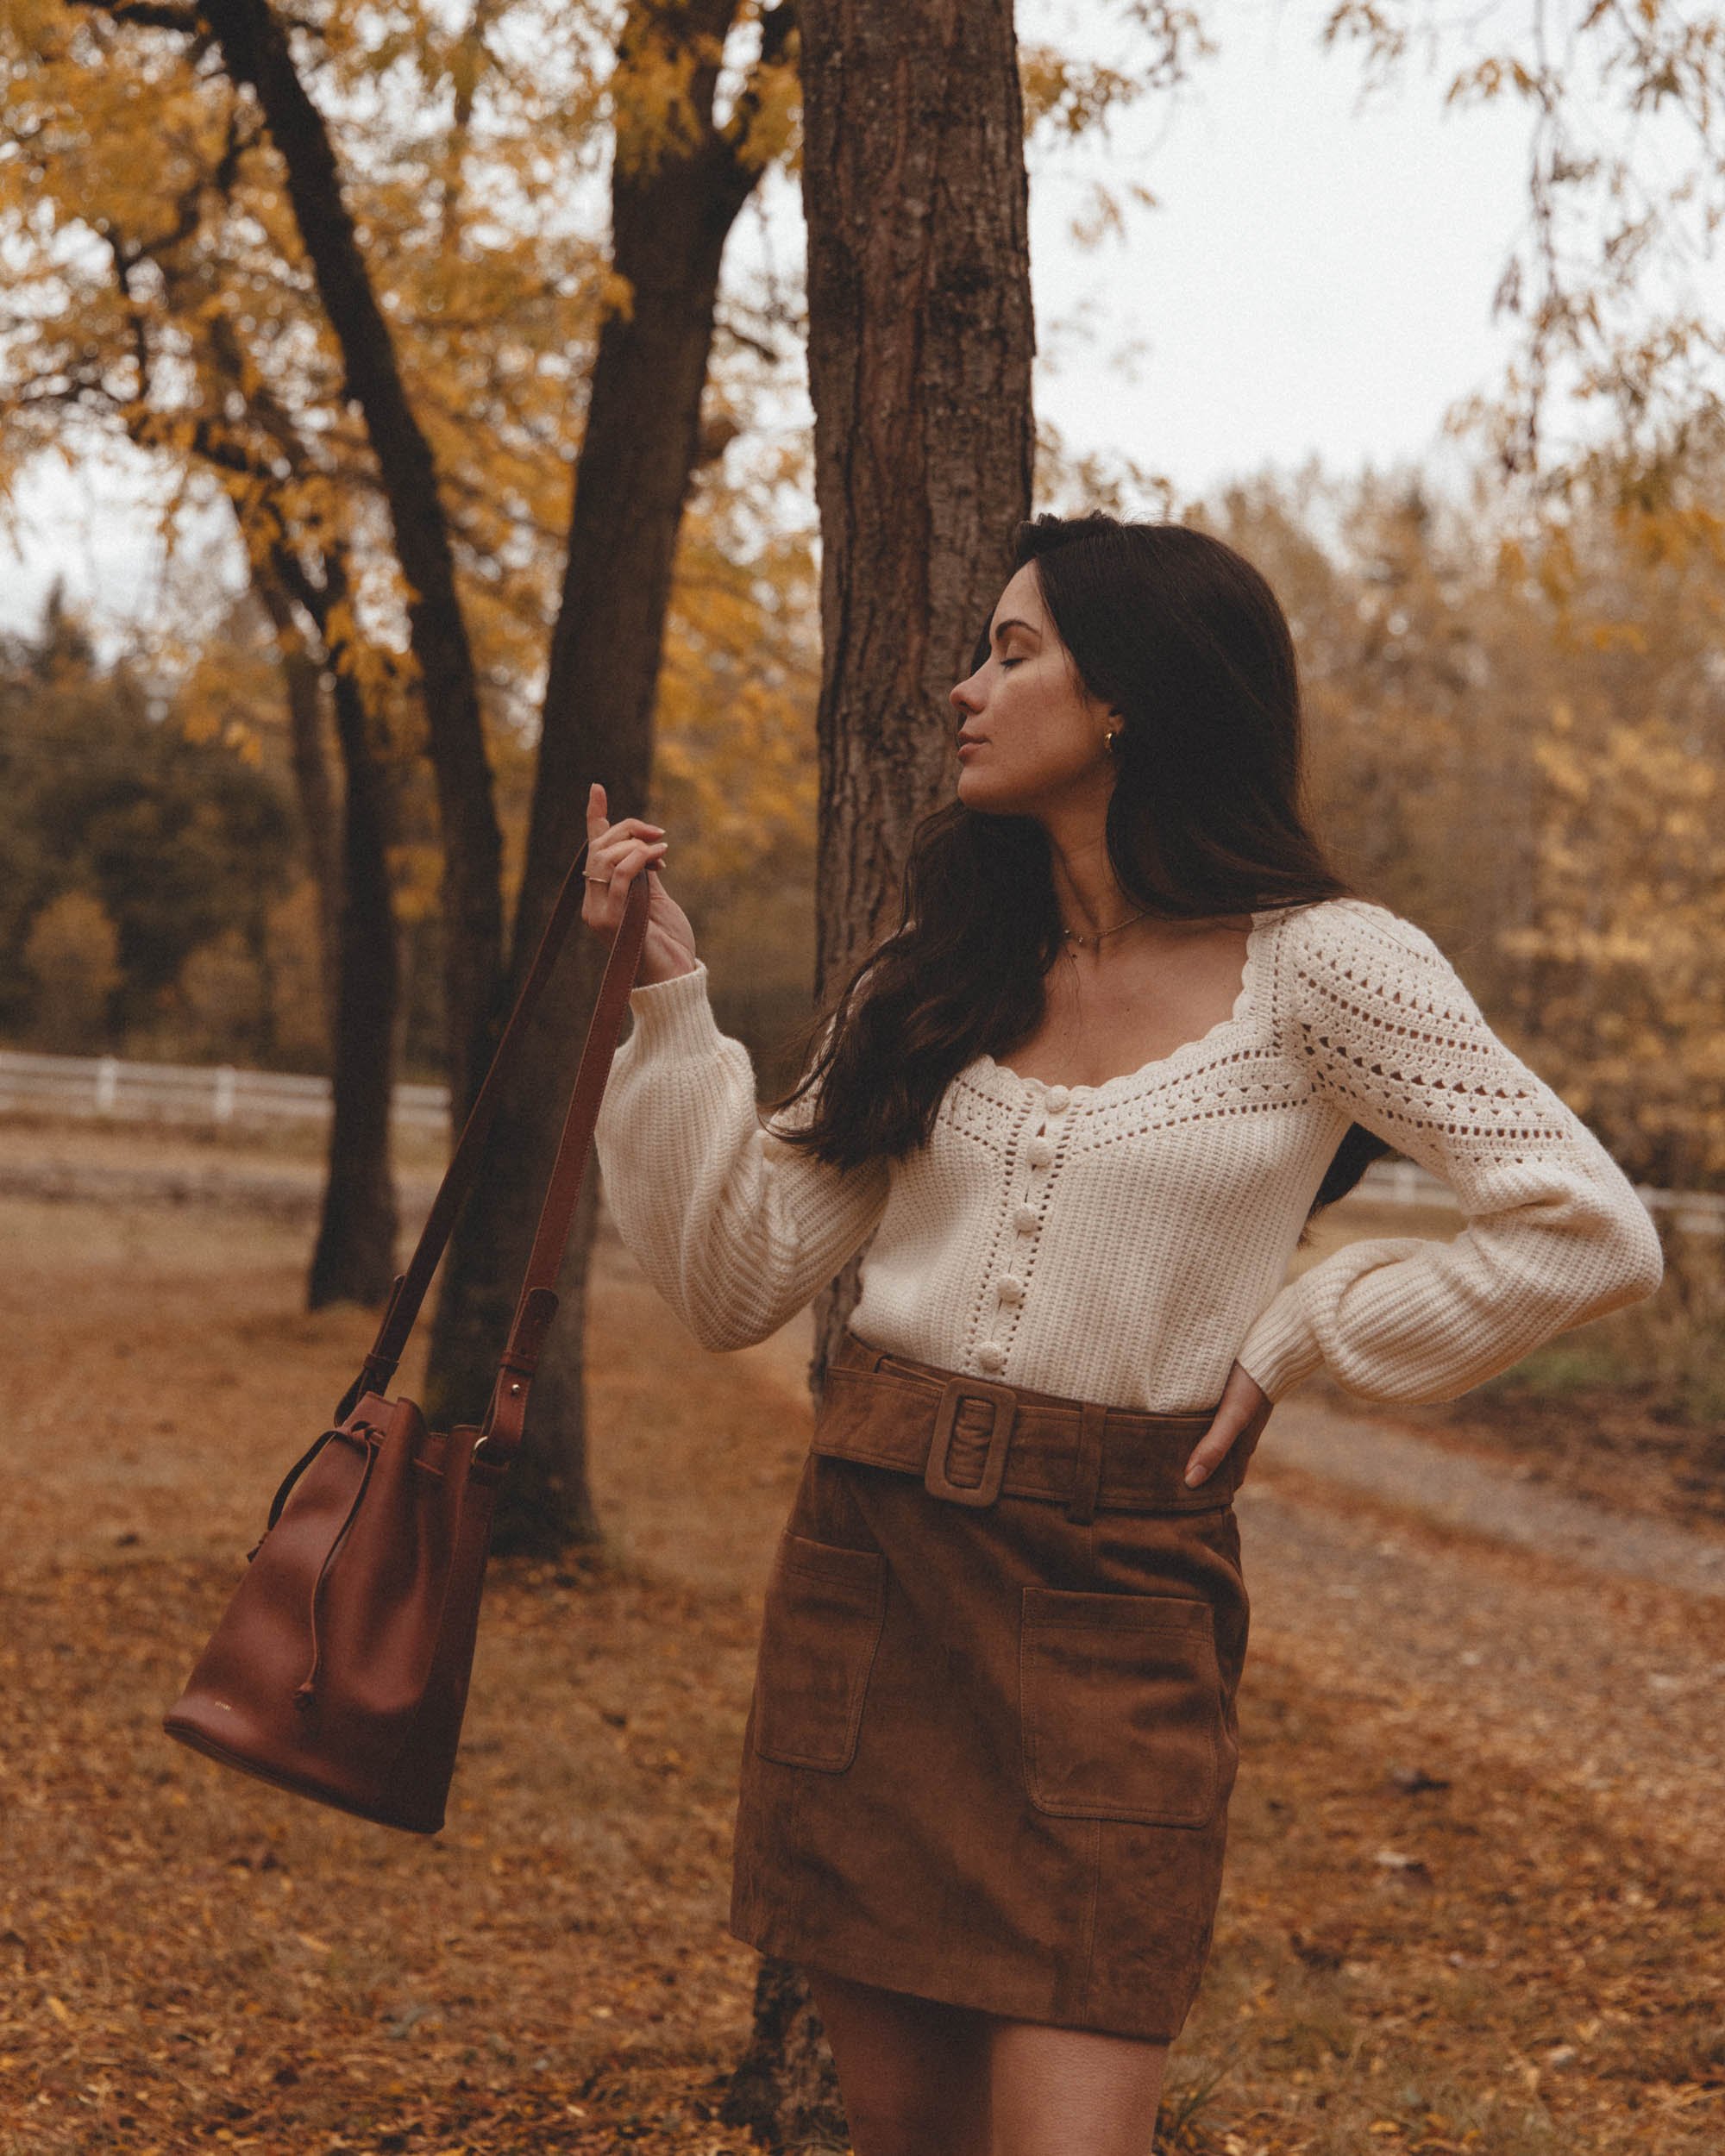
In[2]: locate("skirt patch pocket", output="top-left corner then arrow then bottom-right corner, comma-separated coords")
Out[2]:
752,1532 -> 888,1773
1019,1586 -> 1225,1827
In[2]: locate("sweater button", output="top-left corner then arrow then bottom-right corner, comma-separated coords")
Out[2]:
976,1340 -> 1007,1373
1013,1203 -> 1039,1232
1044,1086 -> 1070,1114
995,1275 -> 1025,1304
1026,1136 -> 1055,1169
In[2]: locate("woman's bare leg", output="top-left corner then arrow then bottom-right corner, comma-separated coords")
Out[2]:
986,2019 -> 1168,2156
803,1965 -> 993,2156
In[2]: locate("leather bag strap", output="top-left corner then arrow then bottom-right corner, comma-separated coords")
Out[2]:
333,849 -> 649,1432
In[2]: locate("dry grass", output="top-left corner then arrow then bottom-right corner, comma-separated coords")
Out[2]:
0,1176 -> 1720,2153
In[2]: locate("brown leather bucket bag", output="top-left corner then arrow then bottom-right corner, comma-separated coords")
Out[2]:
163,853 -> 649,1833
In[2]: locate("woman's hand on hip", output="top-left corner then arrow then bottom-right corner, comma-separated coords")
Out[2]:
1184,1363 -> 1272,1489
582,782 -> 699,986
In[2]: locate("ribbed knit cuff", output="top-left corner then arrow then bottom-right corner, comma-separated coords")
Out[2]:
624,961 -> 724,1060
1234,1288 -> 1326,1403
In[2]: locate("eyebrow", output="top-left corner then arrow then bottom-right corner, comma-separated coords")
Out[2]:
991,617 -> 1040,643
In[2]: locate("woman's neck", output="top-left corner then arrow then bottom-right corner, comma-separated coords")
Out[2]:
1046,815 -> 1137,942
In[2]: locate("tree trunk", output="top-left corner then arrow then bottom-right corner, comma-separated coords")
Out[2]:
247,536 -> 404,1312
307,654 -> 403,1309
257,579 -> 343,1037
194,0 -> 505,1119
723,0 -> 1035,2139
423,0 -> 791,1555
798,0 -> 1035,1389
719,1958 -> 851,2153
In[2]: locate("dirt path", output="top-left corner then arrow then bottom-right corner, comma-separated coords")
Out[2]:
0,1120 -> 445,1222
1259,1395 -> 1725,1598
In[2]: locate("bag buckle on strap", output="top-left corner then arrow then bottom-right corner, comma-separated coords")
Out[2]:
924,1377 -> 1018,1508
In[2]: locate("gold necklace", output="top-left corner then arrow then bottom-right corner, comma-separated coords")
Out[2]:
1062,909 -> 1150,952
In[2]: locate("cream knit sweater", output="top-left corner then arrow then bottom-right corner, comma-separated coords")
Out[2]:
593,896 -> 1664,1414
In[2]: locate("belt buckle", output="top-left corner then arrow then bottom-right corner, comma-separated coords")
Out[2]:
924,1377 -> 1017,1508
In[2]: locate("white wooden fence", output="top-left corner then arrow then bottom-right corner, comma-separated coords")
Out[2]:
1,1047 -> 1720,1234
0,1049 -> 450,1131
1358,1156 -> 1724,1238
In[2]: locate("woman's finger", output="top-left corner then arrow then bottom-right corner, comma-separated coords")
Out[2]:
585,783 -> 662,852
607,837 -> 668,875
1184,1369 -> 1271,1488
598,818 -> 666,851
586,819 -> 664,877
586,829 -> 652,925
588,838 -> 668,902
1182,1418 -> 1245,1489
584,830 -> 666,886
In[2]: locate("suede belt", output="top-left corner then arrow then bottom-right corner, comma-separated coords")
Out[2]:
814,1332 -> 1239,1522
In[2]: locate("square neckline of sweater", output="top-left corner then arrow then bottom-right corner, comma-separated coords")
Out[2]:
969,906 -> 1287,1105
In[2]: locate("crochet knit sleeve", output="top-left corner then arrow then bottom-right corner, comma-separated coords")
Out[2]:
1233,899 -> 1665,1407
593,962 -> 891,1352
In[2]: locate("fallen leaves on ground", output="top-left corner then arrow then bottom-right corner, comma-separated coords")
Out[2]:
0,1185 -> 1720,2153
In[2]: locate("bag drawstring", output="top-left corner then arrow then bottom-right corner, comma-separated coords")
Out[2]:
293,1437 -> 380,1710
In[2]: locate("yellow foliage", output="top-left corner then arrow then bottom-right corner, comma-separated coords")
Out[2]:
1018,48 -> 1147,140
1506,501 -> 1725,1182
24,890 -> 122,1054
0,0 -> 624,771
652,435 -> 820,886
386,841 -> 446,928
596,267 -> 636,326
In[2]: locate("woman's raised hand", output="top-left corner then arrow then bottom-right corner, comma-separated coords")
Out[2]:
581,782 -> 699,986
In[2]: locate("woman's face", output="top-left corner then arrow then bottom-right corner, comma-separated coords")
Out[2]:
949,562 -> 1118,820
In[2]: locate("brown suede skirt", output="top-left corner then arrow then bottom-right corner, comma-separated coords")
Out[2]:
727,1331 -> 1252,2044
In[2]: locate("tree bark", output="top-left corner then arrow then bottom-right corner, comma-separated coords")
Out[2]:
226,415 -> 403,1311
257,580 -> 343,1037
192,0 -> 505,1119
722,0 -> 1034,2140
307,629 -> 403,1309
796,0 -> 1036,1393
248,548 -> 405,1302
718,1958 -> 850,2153
423,0 -> 793,1554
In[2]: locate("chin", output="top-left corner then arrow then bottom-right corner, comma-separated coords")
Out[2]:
956,767 -> 1029,817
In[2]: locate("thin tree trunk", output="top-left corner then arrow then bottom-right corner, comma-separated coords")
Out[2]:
423,0 -> 794,1553
233,466 -> 404,1311
191,0 -> 505,1118
307,641 -> 403,1309
257,578 -> 343,1037
722,0 -> 1034,2140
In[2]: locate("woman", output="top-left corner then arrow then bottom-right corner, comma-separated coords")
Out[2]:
584,512 -> 1664,2156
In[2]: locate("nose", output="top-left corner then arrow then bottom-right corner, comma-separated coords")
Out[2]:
950,671 -> 983,715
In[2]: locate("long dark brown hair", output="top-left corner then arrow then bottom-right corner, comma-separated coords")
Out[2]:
767,511 -> 1393,1226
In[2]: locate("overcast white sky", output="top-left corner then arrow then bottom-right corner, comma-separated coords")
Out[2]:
0,0 -> 1689,643
1023,0 -> 1537,500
